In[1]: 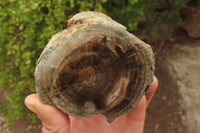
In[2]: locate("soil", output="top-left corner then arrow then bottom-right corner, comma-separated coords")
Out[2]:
141,28 -> 200,133
0,28 -> 200,133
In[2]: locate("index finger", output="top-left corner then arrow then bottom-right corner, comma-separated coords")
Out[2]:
145,76 -> 158,106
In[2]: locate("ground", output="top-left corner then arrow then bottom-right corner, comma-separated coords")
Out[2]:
142,29 -> 200,133
0,28 -> 200,133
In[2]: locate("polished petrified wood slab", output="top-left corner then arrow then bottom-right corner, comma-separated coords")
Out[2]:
35,11 -> 155,122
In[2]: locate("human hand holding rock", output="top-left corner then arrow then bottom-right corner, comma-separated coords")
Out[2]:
25,76 -> 158,133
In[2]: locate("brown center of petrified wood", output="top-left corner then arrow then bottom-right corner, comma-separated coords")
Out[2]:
78,66 -> 96,83
54,36 -> 131,111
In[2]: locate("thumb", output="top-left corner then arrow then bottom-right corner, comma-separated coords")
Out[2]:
125,96 -> 147,133
25,94 -> 70,133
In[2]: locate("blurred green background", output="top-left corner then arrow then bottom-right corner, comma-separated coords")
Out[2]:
0,0 -> 187,125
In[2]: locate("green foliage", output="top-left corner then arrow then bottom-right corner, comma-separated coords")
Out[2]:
0,0 -> 187,125
104,0 -> 187,31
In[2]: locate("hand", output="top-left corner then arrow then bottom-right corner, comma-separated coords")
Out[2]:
25,76 -> 158,133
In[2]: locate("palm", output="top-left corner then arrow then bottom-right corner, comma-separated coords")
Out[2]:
68,96 -> 147,133
69,115 -> 128,133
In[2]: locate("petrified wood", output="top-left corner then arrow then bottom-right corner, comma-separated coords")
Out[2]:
34,11 -> 155,122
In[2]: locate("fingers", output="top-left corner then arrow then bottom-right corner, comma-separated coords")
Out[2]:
145,76 -> 158,105
25,94 -> 70,133
125,96 -> 147,133
127,75 -> 158,121
125,76 -> 158,132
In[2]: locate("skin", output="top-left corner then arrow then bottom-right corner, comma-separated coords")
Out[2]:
25,76 -> 158,133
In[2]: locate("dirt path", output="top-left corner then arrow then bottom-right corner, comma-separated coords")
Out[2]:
144,59 -> 187,133
144,38 -> 200,133
166,42 -> 200,133
0,115 -> 41,133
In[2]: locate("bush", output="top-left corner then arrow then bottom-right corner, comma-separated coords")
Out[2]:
0,0 -> 187,124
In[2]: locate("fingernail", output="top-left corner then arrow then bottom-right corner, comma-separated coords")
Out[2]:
25,96 -> 36,113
